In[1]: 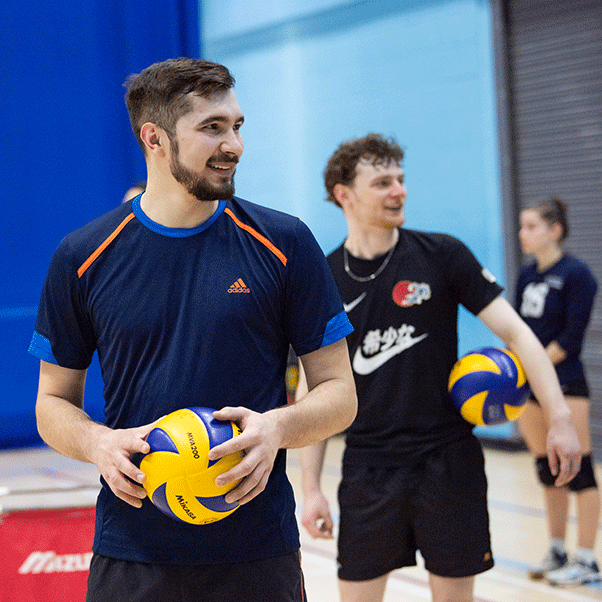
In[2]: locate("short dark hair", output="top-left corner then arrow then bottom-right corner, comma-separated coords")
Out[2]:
531,197 -> 569,241
324,133 -> 404,207
124,57 -> 235,152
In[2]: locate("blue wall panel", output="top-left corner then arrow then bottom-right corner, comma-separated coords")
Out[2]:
1,0 -> 199,448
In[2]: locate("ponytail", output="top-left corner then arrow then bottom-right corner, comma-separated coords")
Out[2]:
533,197 -> 569,241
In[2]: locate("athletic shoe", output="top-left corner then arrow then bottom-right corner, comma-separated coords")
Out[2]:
528,548 -> 568,580
547,557 -> 601,586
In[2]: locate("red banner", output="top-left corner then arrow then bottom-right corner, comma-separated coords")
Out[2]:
0,506 -> 95,602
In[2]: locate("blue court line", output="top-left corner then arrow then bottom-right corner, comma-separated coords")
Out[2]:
489,498 -> 602,532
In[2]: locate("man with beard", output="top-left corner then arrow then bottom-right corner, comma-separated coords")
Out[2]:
29,58 -> 357,602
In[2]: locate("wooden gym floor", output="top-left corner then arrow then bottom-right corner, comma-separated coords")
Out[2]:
1,436 -> 602,601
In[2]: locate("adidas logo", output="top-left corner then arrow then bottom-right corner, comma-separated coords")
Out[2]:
228,278 -> 250,293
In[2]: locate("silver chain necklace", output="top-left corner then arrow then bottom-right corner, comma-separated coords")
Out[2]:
343,239 -> 397,282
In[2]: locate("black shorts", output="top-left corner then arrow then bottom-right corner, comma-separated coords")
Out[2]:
86,551 -> 306,602
337,436 -> 494,581
528,381 -> 590,404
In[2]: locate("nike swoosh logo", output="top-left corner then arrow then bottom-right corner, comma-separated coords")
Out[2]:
352,332 -> 428,375
344,292 -> 367,313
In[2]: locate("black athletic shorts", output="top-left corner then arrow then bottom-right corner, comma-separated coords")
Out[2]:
337,436 -> 494,581
86,550 -> 306,602
528,381 -> 590,404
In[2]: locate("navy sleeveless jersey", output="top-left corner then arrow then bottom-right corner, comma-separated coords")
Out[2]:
29,195 -> 352,564
515,255 -> 597,387
328,229 -> 503,465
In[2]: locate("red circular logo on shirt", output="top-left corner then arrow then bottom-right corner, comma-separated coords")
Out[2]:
392,281 -> 412,306
392,281 -> 431,307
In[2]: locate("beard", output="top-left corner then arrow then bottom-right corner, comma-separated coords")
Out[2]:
170,145 -> 237,202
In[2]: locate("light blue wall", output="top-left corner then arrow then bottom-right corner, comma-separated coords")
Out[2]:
203,0 -> 514,439
202,0 -> 505,351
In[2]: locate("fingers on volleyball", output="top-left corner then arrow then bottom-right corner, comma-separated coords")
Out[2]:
448,347 -> 530,426
140,407 -> 243,525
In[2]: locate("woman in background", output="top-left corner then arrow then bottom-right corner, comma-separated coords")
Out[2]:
516,197 -> 599,586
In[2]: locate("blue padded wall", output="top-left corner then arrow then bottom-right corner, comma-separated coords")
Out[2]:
1,0 -> 199,448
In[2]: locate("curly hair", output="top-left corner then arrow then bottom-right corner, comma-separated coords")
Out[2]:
324,133 -> 404,207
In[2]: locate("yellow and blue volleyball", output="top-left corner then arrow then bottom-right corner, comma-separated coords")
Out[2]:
140,407 -> 243,525
448,347 -> 530,426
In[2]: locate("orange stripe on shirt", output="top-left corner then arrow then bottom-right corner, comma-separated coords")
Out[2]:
224,208 -> 287,266
77,212 -> 136,278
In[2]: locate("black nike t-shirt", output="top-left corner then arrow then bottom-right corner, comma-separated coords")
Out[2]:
328,228 -> 503,465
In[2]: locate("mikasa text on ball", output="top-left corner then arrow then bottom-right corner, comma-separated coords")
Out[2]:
448,347 -> 530,426
140,406 -> 243,525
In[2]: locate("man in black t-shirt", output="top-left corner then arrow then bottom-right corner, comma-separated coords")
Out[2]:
299,133 -> 581,602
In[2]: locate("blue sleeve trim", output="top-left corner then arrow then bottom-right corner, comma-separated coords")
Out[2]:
28,331 -> 59,364
321,310 -> 354,348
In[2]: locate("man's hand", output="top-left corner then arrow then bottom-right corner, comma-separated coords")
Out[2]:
89,420 -> 160,508
301,490 -> 334,539
208,406 -> 282,505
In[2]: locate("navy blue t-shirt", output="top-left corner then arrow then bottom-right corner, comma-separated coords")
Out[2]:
29,195 -> 352,564
515,255 -> 597,387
